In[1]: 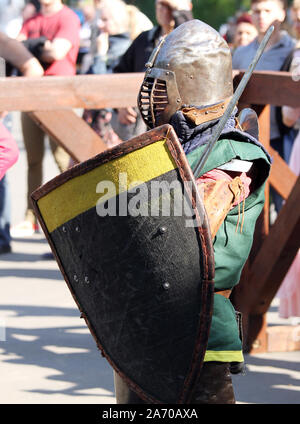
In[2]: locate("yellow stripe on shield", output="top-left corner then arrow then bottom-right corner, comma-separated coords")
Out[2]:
37,139 -> 177,233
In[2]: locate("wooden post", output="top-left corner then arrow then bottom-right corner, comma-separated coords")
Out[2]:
246,176 -> 300,316
29,110 -> 108,162
232,104 -> 270,353
268,146 -> 297,199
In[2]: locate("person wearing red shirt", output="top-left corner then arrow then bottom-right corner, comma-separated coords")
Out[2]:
0,31 -> 43,254
0,122 -> 19,254
12,0 -> 80,238
18,0 -> 80,76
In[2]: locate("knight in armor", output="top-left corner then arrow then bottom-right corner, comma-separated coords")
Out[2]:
114,19 -> 271,404
31,18 -> 272,405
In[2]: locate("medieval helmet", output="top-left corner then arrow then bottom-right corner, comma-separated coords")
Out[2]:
138,19 -> 233,129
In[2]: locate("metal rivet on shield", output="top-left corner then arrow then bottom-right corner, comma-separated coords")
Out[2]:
159,226 -> 167,234
84,276 -> 90,284
74,274 -> 79,282
75,226 -> 80,233
62,226 -> 67,233
163,282 -> 170,290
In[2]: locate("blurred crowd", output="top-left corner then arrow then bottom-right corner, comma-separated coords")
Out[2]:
0,0 -> 300,317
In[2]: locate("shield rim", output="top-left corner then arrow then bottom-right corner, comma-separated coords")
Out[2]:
31,124 -> 215,404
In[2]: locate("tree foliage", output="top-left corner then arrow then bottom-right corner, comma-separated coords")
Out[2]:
126,0 -> 251,30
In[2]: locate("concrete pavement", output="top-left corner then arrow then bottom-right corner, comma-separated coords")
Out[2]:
1,112 -> 115,404
0,113 -> 299,404
0,234 -> 115,404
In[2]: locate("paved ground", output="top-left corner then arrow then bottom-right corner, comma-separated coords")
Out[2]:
0,113 -> 299,405
0,234 -> 115,404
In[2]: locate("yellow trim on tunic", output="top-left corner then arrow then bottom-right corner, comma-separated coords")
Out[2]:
204,350 -> 244,362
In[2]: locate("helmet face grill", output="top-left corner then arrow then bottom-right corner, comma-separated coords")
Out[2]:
138,77 -> 168,129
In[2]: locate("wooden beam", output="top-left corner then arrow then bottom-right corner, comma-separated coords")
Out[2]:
0,71 -> 300,112
236,70 -> 300,106
247,314 -> 268,353
246,323 -> 300,353
0,73 -> 144,111
257,104 -> 270,239
267,325 -> 300,352
269,146 -> 298,199
29,110 -> 108,162
246,176 -> 300,316
231,104 -> 271,353
239,105 -> 270,353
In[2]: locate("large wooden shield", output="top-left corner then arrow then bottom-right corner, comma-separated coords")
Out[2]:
31,124 -> 215,404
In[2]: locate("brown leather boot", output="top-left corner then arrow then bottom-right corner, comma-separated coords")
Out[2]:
114,362 -> 235,404
114,371 -> 147,404
191,361 -> 236,404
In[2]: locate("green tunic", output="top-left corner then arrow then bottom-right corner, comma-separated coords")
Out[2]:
187,137 -> 271,363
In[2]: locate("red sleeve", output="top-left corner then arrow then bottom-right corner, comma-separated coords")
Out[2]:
0,122 -> 19,180
19,17 -> 33,39
54,8 -> 80,46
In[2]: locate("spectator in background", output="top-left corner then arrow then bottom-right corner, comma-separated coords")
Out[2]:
111,0 -> 193,142
126,4 -> 153,41
0,30 -> 43,76
89,0 -> 131,75
233,13 -> 258,50
82,0 -> 132,148
0,122 -> 19,256
0,123 -> 19,183
276,125 -> 300,320
275,3 -> 300,322
232,0 -> 295,217
5,0 -> 41,39
279,0 -> 300,163
0,0 -> 23,34
10,0 -> 80,238
77,2 -> 95,74
222,16 -> 237,51
0,32 -> 43,254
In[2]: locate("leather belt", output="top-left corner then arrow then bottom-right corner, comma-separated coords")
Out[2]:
215,289 -> 232,298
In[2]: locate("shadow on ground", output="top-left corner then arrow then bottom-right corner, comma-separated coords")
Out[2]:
0,304 -> 115,399
0,268 -> 62,280
233,353 -> 300,404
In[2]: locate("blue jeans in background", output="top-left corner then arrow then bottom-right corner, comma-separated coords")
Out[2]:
283,127 -> 298,165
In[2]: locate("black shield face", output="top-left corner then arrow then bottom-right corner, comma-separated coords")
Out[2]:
31,124 -> 215,404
